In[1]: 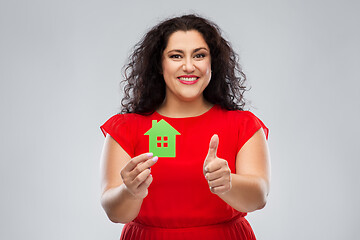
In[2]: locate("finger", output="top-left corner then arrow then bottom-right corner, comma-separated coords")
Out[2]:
123,153 -> 154,172
205,169 -> 226,181
136,156 -> 159,171
210,184 -> 231,194
130,168 -> 151,188
128,156 -> 158,179
206,134 -> 219,159
206,157 -> 230,173
208,177 -> 229,188
205,160 -> 222,173
137,174 -> 153,192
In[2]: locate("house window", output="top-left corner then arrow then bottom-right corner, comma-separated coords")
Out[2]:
156,136 -> 169,148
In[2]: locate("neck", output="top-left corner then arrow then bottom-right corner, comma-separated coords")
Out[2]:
157,95 -> 213,118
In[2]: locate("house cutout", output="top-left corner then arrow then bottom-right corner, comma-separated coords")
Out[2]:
144,119 -> 181,157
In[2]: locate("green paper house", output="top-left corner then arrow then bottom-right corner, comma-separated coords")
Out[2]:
144,119 -> 181,157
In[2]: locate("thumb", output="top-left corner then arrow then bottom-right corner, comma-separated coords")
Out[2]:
206,134 -> 219,159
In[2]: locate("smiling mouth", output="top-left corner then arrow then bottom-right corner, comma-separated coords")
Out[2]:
177,76 -> 199,85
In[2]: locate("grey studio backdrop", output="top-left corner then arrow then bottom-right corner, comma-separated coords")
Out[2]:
0,0 -> 359,239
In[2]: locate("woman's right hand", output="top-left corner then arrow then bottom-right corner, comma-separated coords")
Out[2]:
120,153 -> 158,199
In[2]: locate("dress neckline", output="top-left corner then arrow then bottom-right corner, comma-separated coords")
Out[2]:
154,104 -> 218,120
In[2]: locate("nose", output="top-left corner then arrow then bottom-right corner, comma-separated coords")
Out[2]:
182,58 -> 195,73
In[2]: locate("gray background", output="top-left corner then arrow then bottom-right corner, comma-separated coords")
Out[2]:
1,0 -> 359,239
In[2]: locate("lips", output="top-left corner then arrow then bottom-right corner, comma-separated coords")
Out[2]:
177,75 -> 199,85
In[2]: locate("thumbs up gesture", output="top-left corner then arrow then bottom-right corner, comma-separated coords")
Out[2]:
203,134 -> 232,195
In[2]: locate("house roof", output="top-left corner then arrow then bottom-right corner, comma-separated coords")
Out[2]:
144,119 -> 181,136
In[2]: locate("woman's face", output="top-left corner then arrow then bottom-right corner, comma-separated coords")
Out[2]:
161,30 -> 212,103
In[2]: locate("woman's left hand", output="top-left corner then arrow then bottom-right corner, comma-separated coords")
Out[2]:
203,134 -> 232,195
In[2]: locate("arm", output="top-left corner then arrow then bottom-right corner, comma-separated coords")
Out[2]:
203,129 -> 270,212
100,134 -> 157,223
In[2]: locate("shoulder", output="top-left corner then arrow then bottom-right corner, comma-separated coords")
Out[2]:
100,112 -> 150,136
214,105 -> 269,139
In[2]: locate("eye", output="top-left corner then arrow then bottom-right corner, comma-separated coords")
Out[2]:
169,54 -> 182,59
194,53 -> 206,59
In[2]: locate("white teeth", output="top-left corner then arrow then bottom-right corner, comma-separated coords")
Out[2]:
178,77 -> 198,81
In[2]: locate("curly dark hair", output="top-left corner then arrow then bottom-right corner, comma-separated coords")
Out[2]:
121,14 -> 248,114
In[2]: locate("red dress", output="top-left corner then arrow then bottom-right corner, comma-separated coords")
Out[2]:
100,105 -> 269,240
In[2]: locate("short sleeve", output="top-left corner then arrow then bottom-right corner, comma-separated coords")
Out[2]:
100,114 -> 135,157
237,111 -> 269,152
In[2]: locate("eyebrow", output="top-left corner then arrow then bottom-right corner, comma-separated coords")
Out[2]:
166,47 -> 209,54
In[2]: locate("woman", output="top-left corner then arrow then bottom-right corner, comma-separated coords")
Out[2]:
100,14 -> 270,240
